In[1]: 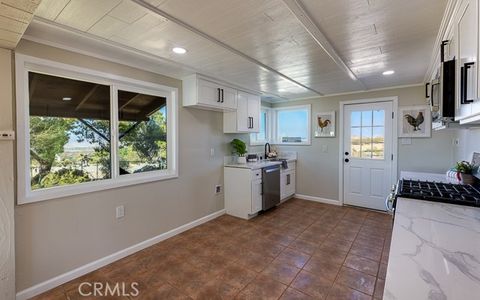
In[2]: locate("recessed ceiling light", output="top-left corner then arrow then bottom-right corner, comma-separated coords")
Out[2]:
382,70 -> 395,76
172,47 -> 187,54
62,97 -> 72,101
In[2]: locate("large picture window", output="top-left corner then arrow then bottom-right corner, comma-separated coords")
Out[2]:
17,55 -> 178,204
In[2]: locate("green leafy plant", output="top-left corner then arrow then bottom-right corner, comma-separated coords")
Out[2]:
455,161 -> 474,174
230,139 -> 247,156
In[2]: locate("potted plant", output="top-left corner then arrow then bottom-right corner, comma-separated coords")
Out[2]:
455,161 -> 476,184
231,138 -> 247,164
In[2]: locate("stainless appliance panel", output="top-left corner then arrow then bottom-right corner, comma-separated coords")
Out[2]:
262,165 -> 280,210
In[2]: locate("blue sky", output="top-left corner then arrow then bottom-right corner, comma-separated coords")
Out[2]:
278,109 -> 308,139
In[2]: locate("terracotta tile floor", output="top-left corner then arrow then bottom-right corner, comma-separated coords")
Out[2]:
32,198 -> 393,300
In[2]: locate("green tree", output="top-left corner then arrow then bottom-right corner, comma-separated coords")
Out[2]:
30,116 -> 74,180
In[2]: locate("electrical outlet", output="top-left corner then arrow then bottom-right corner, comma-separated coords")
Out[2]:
215,185 -> 222,194
0,131 -> 15,141
116,205 -> 125,219
210,148 -> 215,157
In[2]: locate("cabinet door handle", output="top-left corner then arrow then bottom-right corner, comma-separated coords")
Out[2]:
462,62 -> 475,104
217,88 -> 221,102
221,89 -> 224,103
286,174 -> 290,185
425,82 -> 430,98
250,117 -> 253,128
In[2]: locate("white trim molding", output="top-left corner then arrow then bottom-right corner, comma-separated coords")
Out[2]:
294,194 -> 342,206
338,96 -> 399,206
16,209 -> 226,300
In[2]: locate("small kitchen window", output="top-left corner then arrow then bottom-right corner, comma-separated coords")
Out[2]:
275,105 -> 311,145
250,105 -> 311,145
16,55 -> 178,204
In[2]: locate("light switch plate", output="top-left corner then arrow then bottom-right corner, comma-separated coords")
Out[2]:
0,131 -> 15,140
116,205 -> 125,219
400,138 -> 412,145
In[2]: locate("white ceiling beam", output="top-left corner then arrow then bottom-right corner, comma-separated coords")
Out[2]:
282,0 -> 366,89
131,0 -> 324,96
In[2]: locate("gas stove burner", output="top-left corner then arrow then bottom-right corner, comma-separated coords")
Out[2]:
397,179 -> 480,207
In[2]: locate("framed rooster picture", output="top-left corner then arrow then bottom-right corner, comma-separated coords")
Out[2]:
314,111 -> 335,137
399,105 -> 431,138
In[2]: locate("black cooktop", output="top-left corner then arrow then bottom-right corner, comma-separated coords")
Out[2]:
398,179 -> 480,207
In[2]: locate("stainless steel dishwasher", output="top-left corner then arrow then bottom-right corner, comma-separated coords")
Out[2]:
262,165 -> 281,210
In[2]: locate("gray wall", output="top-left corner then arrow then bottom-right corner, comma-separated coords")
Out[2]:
14,40 -> 230,291
0,48 -> 15,299
249,85 -> 456,201
453,128 -> 480,166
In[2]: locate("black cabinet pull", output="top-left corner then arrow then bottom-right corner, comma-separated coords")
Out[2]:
425,82 -> 430,98
221,89 -> 224,103
441,40 -> 448,63
430,82 -> 439,107
217,88 -> 221,102
250,117 -> 254,129
461,62 -> 475,104
287,174 -> 291,185
344,158 -> 350,163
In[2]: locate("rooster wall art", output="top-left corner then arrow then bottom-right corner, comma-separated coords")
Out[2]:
317,117 -> 331,132
399,106 -> 431,138
315,111 -> 336,137
404,111 -> 424,131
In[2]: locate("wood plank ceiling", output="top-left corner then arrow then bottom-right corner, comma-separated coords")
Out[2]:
30,0 -> 447,101
0,0 -> 42,49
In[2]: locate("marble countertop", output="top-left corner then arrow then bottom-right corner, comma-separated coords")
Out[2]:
224,158 -> 296,170
384,197 -> 480,299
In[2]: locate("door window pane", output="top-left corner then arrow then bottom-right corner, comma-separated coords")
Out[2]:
361,111 -> 372,126
29,72 -> 111,190
372,127 -> 385,159
351,127 -> 361,158
118,90 -> 167,174
373,110 -> 385,126
361,127 -> 373,158
351,111 -> 361,127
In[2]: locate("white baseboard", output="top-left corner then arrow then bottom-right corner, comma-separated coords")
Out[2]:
16,209 -> 226,300
294,194 -> 342,206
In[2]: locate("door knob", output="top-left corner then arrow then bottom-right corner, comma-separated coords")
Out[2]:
344,158 -> 349,163
345,152 -> 349,156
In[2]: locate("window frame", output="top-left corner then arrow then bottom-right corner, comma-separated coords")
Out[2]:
250,104 -> 311,146
249,107 -> 272,146
16,54 -> 178,204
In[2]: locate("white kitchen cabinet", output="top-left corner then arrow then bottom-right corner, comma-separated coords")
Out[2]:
251,178 -> 263,213
455,0 -> 478,122
183,74 -> 237,111
223,91 -> 261,133
224,167 -> 263,219
280,162 -> 296,200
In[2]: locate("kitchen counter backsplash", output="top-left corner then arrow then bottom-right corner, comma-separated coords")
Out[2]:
224,151 -> 297,165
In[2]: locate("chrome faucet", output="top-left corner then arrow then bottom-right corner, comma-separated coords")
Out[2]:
265,142 -> 271,159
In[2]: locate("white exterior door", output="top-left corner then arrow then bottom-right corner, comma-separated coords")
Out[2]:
343,101 -> 394,211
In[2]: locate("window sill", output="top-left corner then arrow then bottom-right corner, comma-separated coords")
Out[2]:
19,170 -> 178,205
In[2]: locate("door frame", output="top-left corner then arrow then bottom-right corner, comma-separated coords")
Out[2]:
338,96 -> 399,206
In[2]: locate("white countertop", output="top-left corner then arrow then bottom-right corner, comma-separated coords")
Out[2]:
224,158 -> 296,170
384,197 -> 480,299
400,171 -> 460,184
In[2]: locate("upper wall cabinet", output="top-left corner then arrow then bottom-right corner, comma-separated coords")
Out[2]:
224,91 -> 261,133
455,0 -> 480,123
183,74 -> 237,111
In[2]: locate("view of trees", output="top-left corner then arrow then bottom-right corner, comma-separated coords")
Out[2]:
30,110 -> 167,190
